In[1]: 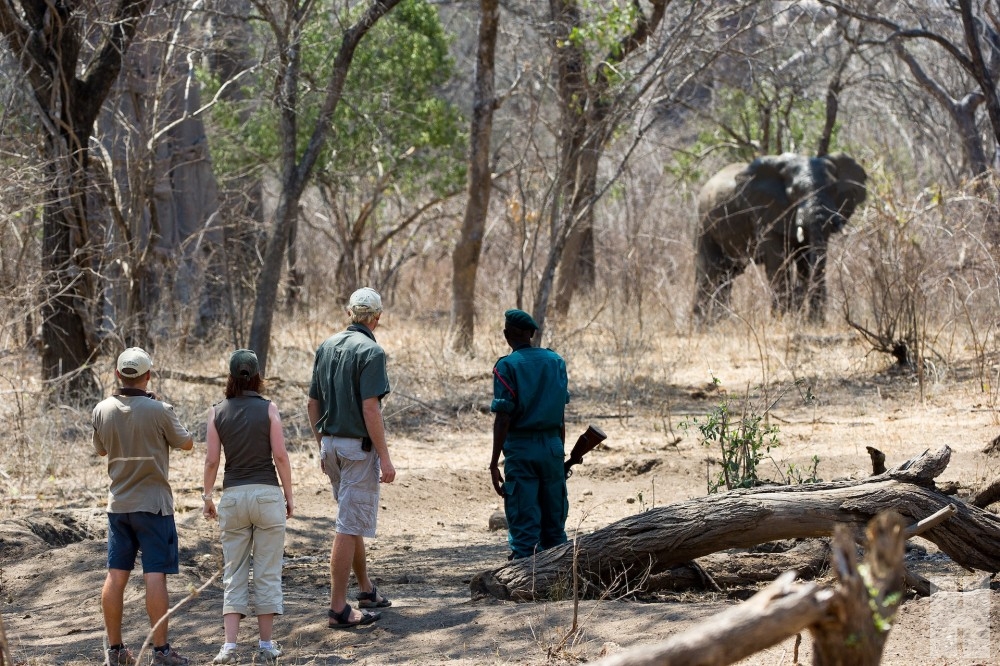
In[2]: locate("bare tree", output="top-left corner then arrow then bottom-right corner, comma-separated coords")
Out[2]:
451,0 -> 501,352
245,0 -> 403,373
0,0 -> 153,400
827,0 -> 1000,178
474,0 -> 719,336
545,0 -> 669,322
891,41 -> 990,177
94,1 -> 225,346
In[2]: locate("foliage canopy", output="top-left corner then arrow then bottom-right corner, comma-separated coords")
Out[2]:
203,0 -> 466,197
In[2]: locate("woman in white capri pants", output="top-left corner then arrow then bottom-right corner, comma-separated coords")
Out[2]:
203,349 -> 294,664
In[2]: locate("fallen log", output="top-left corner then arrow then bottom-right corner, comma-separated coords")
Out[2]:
471,446 -> 1000,601
590,512 -> 907,666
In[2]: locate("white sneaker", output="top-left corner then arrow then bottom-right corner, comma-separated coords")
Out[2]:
256,643 -> 282,663
212,645 -> 239,664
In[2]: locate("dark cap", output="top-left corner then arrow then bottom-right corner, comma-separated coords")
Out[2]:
504,309 -> 538,332
229,349 -> 260,379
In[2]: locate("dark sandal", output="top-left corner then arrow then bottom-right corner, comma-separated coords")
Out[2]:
356,584 -> 392,608
328,603 -> 380,629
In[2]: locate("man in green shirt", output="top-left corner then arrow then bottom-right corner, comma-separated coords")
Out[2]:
489,309 -> 570,560
308,287 -> 396,629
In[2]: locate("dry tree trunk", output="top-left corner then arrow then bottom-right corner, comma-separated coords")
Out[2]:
471,446 -> 1000,601
589,512 -> 907,666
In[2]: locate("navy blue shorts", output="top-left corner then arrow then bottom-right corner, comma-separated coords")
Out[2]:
107,512 -> 180,574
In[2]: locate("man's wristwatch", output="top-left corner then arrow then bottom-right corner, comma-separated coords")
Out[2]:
201,493 -> 213,502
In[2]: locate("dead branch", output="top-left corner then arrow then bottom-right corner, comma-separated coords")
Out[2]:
971,476 -> 1000,508
811,513 -> 906,664
904,503 -> 956,537
134,569 -> 220,664
866,445 -> 886,474
590,513 -> 907,666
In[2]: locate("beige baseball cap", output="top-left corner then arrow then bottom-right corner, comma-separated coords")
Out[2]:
117,347 -> 152,378
348,287 -> 383,314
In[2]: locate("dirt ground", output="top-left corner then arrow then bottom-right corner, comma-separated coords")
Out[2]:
3,326 -> 1000,665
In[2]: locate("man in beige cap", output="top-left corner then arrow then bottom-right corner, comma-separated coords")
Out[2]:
308,288 -> 396,629
92,347 -> 194,665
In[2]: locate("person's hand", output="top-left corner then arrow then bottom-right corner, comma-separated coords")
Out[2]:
380,459 -> 396,484
285,495 -> 294,518
489,463 -> 505,497
203,498 -> 217,520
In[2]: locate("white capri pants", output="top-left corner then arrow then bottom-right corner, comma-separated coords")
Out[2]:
218,483 -> 286,617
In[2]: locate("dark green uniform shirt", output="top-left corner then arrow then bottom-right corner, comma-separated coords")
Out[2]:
309,325 -> 390,437
490,346 -> 569,434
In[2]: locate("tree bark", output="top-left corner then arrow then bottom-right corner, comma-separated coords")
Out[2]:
450,0 -> 500,353
589,513 -> 907,666
472,446 -> 1000,601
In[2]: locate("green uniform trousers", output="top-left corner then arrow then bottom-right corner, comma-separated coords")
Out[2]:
502,432 -> 568,559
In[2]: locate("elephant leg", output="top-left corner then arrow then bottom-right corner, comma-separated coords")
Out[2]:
694,235 -> 736,322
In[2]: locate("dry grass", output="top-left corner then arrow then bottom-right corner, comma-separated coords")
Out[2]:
0,286 -> 994,523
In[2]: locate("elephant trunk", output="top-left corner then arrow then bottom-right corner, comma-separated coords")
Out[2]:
793,198 -> 833,321
802,238 -> 828,321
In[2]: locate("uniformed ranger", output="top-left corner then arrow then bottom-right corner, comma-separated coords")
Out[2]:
488,309 -> 571,560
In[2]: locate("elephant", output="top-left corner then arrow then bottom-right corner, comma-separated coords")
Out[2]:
693,152 -> 867,323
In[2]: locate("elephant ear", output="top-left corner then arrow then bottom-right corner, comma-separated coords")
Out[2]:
826,153 -> 867,219
745,153 -> 801,203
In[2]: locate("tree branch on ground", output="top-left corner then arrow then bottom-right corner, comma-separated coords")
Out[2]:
472,447 -> 1000,601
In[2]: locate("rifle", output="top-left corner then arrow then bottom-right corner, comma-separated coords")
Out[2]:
564,425 -> 607,478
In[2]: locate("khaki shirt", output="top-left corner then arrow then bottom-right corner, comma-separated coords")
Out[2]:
92,394 -> 191,514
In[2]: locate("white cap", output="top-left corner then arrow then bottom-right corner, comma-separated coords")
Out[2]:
117,347 -> 152,378
348,287 -> 383,314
